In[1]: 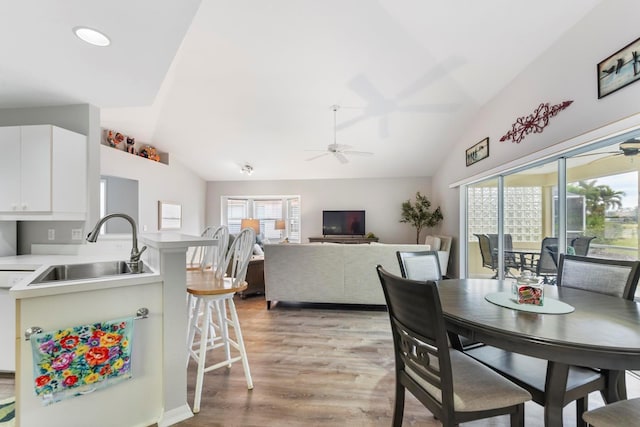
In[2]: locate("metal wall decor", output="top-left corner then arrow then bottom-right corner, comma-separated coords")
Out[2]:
466,137 -> 489,166
500,100 -> 573,144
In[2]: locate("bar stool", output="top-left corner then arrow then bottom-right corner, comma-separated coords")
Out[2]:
187,226 -> 229,349
186,227 -> 255,413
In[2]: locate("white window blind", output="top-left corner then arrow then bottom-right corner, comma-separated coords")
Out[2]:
222,196 -> 302,243
227,199 -> 249,234
255,199 -> 283,240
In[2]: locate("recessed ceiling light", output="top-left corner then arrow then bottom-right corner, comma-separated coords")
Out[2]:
73,26 -> 110,47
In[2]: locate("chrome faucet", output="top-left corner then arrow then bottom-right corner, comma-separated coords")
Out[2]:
86,213 -> 147,273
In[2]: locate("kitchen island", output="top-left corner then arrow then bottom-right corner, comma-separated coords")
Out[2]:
6,233 -> 216,427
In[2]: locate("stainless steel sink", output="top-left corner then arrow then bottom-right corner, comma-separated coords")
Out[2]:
29,261 -> 151,285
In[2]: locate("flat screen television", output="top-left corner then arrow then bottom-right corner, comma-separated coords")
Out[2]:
322,210 -> 365,236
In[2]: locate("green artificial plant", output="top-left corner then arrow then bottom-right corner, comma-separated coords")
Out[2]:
400,192 -> 443,244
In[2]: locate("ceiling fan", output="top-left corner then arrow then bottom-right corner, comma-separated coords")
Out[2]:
305,105 -> 374,164
573,138 -> 640,159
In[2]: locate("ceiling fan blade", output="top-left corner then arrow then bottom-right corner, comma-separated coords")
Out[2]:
395,56 -> 466,101
343,150 -> 374,156
379,116 -> 389,138
305,152 -> 330,161
334,152 -> 349,164
335,114 -> 368,130
397,103 -> 460,113
348,74 -> 387,105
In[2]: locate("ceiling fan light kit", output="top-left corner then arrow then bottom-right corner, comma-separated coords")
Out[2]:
240,164 -> 253,175
305,105 -> 374,164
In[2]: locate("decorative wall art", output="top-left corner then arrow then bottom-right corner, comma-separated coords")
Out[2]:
598,36 -> 640,98
500,100 -> 573,144
466,137 -> 489,166
158,201 -> 182,230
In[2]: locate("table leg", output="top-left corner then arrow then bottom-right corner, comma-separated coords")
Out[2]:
602,369 -> 626,403
544,361 -> 569,427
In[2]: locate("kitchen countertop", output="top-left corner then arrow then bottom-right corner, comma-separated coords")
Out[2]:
1,254 -> 161,299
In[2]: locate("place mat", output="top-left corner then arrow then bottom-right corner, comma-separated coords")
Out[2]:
485,292 -> 575,314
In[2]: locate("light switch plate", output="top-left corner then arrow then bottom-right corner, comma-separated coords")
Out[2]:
71,228 -> 83,240
47,229 -> 55,240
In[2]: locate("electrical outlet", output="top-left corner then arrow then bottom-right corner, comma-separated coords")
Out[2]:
71,228 -> 83,240
47,229 -> 55,241
143,225 -> 148,232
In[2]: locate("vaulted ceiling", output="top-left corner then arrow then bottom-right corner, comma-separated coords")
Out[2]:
1,1 -> 603,181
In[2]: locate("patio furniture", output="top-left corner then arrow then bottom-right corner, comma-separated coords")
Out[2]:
475,233 -> 519,278
376,266 -> 531,427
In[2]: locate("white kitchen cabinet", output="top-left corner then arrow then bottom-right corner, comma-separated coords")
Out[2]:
0,125 -> 86,219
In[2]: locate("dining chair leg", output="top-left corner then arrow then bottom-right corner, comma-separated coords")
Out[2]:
228,297 -> 253,389
392,380 -> 405,427
576,396 -> 587,427
510,402 -> 524,427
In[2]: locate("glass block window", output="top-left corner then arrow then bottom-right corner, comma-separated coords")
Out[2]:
468,186 -> 542,242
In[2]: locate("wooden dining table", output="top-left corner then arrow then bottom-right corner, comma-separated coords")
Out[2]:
437,278 -> 640,427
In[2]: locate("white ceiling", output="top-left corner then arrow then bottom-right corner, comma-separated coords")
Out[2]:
2,1 -> 603,181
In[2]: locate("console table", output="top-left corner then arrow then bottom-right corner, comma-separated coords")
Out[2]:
308,236 -> 379,244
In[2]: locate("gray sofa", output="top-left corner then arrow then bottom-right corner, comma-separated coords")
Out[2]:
264,243 -> 431,308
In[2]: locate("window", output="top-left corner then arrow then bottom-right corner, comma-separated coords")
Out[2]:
222,196 -> 301,243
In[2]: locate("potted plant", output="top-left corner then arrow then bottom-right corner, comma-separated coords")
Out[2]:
400,192 -> 443,244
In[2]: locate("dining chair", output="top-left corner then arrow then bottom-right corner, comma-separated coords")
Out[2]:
535,236 -> 558,283
396,250 -> 442,281
376,265 -> 531,427
582,396 -> 640,426
466,254 -> 640,427
186,227 -> 255,413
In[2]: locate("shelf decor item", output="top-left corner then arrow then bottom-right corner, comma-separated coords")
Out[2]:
598,36 -> 640,99
500,100 -> 573,144
466,137 -> 489,166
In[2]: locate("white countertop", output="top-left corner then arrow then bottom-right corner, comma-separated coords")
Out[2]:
140,232 -> 218,249
0,254 -> 161,299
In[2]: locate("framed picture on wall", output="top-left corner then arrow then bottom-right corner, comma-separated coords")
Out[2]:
466,137 -> 489,166
158,201 -> 182,230
598,36 -> 640,98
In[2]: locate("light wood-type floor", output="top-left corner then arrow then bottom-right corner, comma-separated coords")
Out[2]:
2,296 -> 639,426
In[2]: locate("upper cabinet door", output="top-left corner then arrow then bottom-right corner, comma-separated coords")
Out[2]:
0,127 -> 22,211
20,125 -> 52,212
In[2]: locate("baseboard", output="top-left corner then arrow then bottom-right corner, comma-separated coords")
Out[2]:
157,404 -> 193,427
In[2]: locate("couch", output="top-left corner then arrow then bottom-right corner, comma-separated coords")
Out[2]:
264,243 -> 431,308
424,235 -> 453,276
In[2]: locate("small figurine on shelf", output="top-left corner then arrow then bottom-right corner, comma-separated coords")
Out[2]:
114,132 -> 125,147
106,130 -> 116,147
126,137 -> 136,155
139,145 -> 161,162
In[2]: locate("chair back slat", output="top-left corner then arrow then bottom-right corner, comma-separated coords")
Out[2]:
225,228 -> 256,287
376,266 -> 454,410
397,250 -> 442,281
557,254 -> 640,300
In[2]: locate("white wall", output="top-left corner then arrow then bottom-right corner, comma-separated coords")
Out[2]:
432,0 -> 640,275
101,145 -> 206,235
206,177 -> 433,244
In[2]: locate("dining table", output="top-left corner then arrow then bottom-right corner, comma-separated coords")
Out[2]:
437,278 -> 640,427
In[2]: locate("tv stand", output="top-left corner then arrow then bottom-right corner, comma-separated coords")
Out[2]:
308,236 -> 379,244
